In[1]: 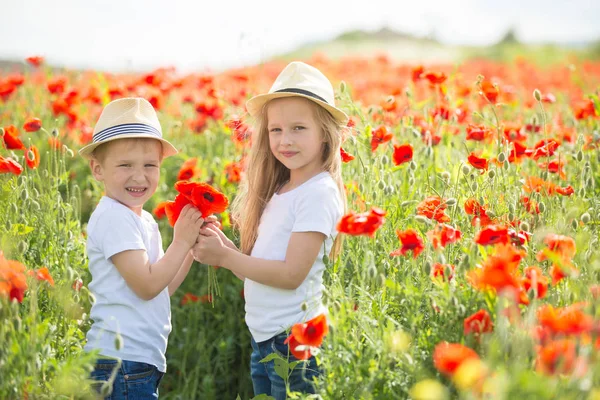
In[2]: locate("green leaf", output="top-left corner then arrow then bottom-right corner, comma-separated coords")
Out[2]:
10,224 -> 34,236
274,358 -> 289,380
259,353 -> 281,364
250,395 -> 276,400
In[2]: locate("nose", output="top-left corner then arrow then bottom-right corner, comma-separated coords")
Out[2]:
280,129 -> 293,146
131,166 -> 147,183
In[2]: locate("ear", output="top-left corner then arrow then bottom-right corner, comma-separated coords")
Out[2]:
89,158 -> 104,182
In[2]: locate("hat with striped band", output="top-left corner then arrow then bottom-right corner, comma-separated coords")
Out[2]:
79,97 -> 178,159
246,61 -> 348,124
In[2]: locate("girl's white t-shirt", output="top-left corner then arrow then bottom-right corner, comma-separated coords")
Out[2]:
245,171 -> 344,342
84,196 -> 171,372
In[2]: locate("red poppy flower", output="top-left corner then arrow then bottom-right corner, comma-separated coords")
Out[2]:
23,117 -> 42,132
225,161 -> 242,183
25,56 -> 44,67
468,152 -> 489,171
464,309 -> 494,336
340,147 -> 355,163
536,339 -> 583,376
284,334 -> 312,360
2,125 -> 26,150
0,253 -> 28,303
0,156 -> 23,176
181,293 -> 200,305
290,314 -> 329,347
474,225 -> 509,246
25,145 -> 40,169
46,76 -> 67,94
531,139 -> 560,160
480,80 -> 499,103
392,143 -> 413,165
28,267 -> 55,286
417,196 -> 451,223
431,263 -> 454,281
177,158 -> 199,181
164,194 -> 190,227
337,207 -> 386,237
153,201 -> 169,220
522,266 -> 548,299
390,229 -> 425,258
536,234 -> 576,263
433,342 -> 480,376
411,65 -> 425,82
427,224 -> 462,249
466,124 -> 493,141
370,125 -> 393,152
175,181 -> 229,218
424,71 -> 447,85
537,303 -> 593,336
573,99 -> 597,120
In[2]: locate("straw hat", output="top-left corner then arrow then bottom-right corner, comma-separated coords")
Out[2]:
246,61 -> 348,124
79,97 -> 178,158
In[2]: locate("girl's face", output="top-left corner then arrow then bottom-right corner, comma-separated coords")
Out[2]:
267,97 -> 325,179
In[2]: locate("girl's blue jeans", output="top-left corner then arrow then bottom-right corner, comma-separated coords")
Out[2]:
90,358 -> 164,399
250,332 -> 321,400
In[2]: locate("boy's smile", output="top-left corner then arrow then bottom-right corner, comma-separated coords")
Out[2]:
90,139 -> 162,215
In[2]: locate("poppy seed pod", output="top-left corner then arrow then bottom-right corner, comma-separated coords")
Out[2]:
571,219 -> 579,230
51,128 -> 59,137
533,89 -> 542,102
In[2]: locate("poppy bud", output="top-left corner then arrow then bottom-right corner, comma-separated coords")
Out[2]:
538,202 -> 546,213
114,332 -> 123,350
441,171 -> 451,182
508,203 -> 515,214
540,171 -> 548,180
476,74 -> 484,86
422,261 -> 431,275
425,146 -> 433,158
531,115 -> 538,127
322,254 -> 330,265
461,164 -> 470,175
497,152 -> 506,163
488,170 -> 496,179
409,161 -> 417,171
445,198 -> 457,206
581,212 -> 591,224
5,220 -> 11,230
519,222 -> 530,232
372,190 -> 378,200
503,160 -> 510,170
381,155 -> 389,165
20,189 -> 28,201
586,177 -> 594,188
576,150 -> 583,162
366,264 -> 378,280
415,215 -> 431,225
0,127 -> 4,137
378,180 -> 385,190
533,89 -> 542,102
486,210 -> 496,219
471,182 -> 478,191
17,241 -> 28,253
301,301 -> 308,311
408,177 -> 415,186
384,185 -> 394,195
51,128 -> 59,137
10,203 -> 18,215
571,219 -> 579,230
358,183 -> 364,193
66,148 -> 74,158
401,200 -> 413,207
339,81 -> 347,93
31,200 -> 40,211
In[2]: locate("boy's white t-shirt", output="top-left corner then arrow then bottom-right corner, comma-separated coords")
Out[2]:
84,196 -> 171,372
245,171 -> 344,343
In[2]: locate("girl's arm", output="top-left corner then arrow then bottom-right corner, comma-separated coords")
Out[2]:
194,226 -> 325,290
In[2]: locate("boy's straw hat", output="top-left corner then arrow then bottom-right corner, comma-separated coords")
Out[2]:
246,61 -> 348,124
79,97 -> 178,159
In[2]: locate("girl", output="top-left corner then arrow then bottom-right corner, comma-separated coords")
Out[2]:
192,61 -> 348,399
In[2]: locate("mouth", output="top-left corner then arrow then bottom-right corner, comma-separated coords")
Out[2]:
126,187 -> 147,197
280,151 -> 298,158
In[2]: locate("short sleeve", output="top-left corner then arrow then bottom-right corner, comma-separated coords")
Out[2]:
292,183 -> 343,236
94,209 -> 147,260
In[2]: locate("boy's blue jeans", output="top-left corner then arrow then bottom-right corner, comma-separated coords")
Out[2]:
90,358 -> 164,399
250,332 -> 321,400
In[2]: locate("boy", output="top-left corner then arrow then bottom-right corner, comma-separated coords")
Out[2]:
79,97 -> 205,398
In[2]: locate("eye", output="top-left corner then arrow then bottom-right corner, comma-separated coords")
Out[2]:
293,126 -> 306,131
119,164 -> 131,167
145,164 -> 158,168
269,128 -> 281,133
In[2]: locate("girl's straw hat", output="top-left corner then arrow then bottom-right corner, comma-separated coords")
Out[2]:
79,97 -> 178,159
246,61 -> 348,124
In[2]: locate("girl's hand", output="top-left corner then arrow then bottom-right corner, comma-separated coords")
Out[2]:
202,223 -> 238,251
192,225 -> 228,266
173,205 -> 204,249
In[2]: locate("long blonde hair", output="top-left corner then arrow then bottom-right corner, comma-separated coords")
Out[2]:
231,97 -> 347,258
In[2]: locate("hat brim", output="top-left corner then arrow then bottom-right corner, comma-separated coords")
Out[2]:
78,134 -> 178,159
246,92 -> 348,124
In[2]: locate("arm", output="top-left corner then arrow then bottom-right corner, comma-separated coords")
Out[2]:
167,250 -> 195,296
112,205 -> 203,301
194,226 -> 326,290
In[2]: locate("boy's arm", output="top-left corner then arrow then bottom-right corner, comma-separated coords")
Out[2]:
111,205 -> 203,301
167,250 -> 195,296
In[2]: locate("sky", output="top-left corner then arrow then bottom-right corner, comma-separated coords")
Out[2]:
1,0 -> 599,73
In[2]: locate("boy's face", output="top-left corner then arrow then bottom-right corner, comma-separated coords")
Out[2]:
90,139 -> 162,216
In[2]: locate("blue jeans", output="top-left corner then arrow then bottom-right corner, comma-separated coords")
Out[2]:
250,332 -> 321,400
90,358 -> 164,399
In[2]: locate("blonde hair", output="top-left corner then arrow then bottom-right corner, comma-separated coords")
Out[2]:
231,97 -> 347,258
91,138 -> 164,164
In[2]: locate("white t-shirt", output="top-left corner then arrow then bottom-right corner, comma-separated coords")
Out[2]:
84,196 -> 171,372
245,171 -> 344,342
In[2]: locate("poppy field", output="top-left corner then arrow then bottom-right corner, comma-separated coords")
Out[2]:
1,54 -> 600,399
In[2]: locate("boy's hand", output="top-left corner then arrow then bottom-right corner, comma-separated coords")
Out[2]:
192,225 -> 229,266
173,204 -> 204,249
